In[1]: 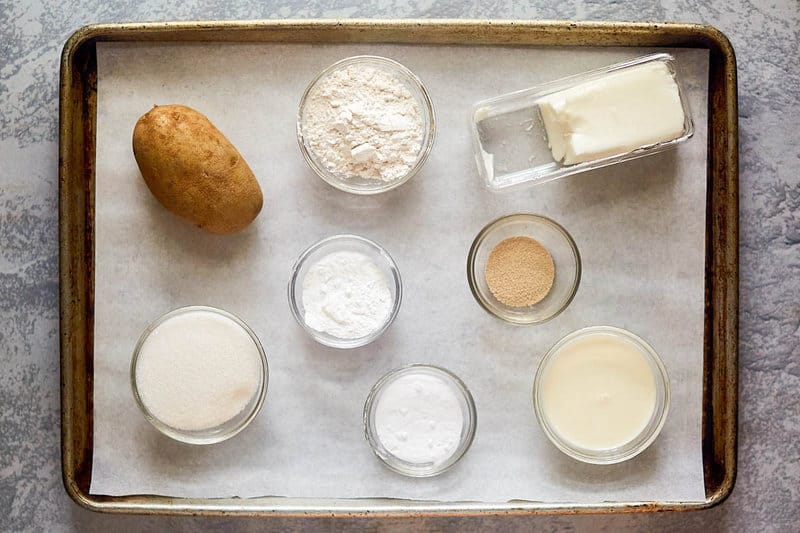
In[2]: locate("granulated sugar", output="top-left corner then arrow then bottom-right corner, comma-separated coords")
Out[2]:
301,63 -> 424,182
134,309 -> 263,431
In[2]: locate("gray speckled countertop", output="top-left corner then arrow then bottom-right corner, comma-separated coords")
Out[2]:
1,1 -> 798,532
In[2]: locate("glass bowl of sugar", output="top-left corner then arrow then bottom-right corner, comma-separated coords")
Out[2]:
296,55 -> 436,195
130,306 -> 268,445
288,234 -> 403,349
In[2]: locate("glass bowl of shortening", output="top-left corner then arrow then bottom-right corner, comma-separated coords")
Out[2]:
297,55 -> 436,195
288,234 -> 403,349
467,213 -> 581,325
130,306 -> 268,445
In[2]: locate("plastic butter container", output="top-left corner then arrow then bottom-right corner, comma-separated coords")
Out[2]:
470,53 -> 694,191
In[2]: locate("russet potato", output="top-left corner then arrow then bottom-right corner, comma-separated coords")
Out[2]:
132,104 -> 263,234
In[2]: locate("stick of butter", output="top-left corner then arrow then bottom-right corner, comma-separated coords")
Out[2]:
537,61 -> 686,165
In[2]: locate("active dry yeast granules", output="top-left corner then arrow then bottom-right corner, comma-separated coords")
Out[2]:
485,236 -> 555,307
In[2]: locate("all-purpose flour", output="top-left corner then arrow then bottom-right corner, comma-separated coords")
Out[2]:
301,251 -> 392,339
301,63 -> 424,182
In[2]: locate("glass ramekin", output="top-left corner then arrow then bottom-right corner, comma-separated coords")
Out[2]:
363,364 -> 477,477
467,213 -> 581,325
130,305 -> 268,445
296,55 -> 436,195
533,326 -> 671,464
288,234 -> 402,349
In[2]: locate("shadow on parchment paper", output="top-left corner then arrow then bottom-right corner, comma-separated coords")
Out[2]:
302,164 -> 429,227
140,414 -> 271,483
542,433 -> 662,491
296,320 -> 398,379
140,191 -> 260,267
543,148 -> 680,212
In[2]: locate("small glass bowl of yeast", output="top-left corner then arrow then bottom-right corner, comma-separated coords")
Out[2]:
467,213 -> 581,325
533,326 -> 671,464
130,305 -> 268,445
296,55 -> 436,195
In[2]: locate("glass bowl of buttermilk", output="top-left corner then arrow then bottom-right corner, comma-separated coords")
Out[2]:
533,325 -> 671,464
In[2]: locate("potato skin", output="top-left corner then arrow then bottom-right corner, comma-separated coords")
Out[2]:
132,104 -> 263,234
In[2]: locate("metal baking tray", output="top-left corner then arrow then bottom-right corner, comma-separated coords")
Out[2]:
59,19 -> 738,516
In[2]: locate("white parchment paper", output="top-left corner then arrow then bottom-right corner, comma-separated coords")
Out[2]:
92,42 -> 708,503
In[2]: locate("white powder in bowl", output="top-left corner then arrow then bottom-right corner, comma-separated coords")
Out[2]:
301,62 -> 425,182
301,250 -> 393,339
374,373 -> 464,465
134,309 -> 263,432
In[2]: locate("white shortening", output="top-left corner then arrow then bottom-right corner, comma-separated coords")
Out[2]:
537,61 -> 686,165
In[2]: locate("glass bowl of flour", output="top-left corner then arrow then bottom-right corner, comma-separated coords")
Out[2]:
297,56 -> 435,195
288,234 -> 403,348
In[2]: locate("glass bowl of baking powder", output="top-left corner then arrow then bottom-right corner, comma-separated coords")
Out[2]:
288,234 -> 403,349
363,364 -> 477,477
297,55 -> 436,195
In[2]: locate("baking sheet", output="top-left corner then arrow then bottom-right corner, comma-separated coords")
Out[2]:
92,42 -> 708,503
